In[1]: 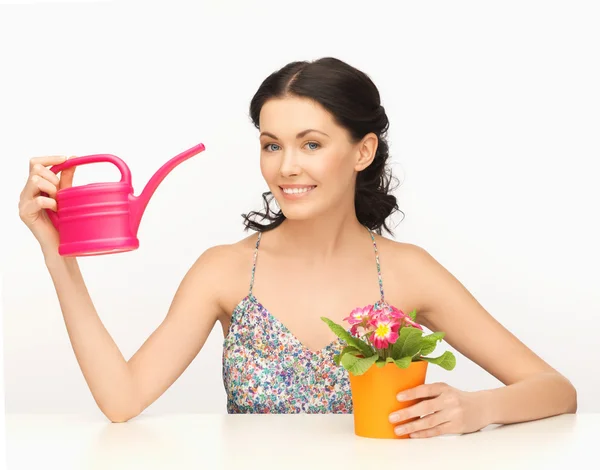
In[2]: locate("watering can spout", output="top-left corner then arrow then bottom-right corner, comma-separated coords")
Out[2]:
129,143 -> 205,236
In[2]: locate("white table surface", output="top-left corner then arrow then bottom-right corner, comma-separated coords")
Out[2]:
5,412 -> 597,470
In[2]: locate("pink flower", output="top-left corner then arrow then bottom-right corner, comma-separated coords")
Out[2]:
369,315 -> 400,349
388,305 -> 405,320
380,305 -> 424,331
350,323 -> 362,336
401,316 -> 423,330
368,306 -> 388,326
344,305 -> 376,338
343,305 -> 373,325
343,304 -> 423,345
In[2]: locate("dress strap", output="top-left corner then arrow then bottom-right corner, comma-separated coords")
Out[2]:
368,229 -> 385,303
249,231 -> 262,295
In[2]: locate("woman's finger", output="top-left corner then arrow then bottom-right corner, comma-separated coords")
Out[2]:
29,155 -> 68,171
30,163 -> 61,186
396,382 -> 450,402
20,196 -> 57,222
407,420 -> 456,439
33,195 -> 58,211
390,395 -> 445,423
58,166 -> 76,190
394,408 -> 452,437
21,174 -> 57,201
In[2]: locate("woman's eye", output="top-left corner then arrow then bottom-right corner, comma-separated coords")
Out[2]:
264,143 -> 281,152
263,142 -> 319,151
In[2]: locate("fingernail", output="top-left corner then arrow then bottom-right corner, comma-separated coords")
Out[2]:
396,393 -> 407,401
395,426 -> 406,435
389,413 -> 398,423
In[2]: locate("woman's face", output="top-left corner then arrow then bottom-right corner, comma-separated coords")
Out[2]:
258,96 -> 377,222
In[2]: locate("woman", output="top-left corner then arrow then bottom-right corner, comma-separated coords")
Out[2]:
18,57 -> 576,438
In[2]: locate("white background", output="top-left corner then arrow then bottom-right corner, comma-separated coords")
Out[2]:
1,0 -> 599,419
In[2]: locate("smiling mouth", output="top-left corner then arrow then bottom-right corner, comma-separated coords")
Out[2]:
280,186 -> 316,194
279,185 -> 317,198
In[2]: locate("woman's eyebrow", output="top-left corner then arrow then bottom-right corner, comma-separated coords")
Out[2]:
259,129 -> 330,139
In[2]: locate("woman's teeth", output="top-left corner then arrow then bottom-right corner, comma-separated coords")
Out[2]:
282,186 -> 315,194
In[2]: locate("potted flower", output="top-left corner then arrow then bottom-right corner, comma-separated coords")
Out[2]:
321,304 -> 456,439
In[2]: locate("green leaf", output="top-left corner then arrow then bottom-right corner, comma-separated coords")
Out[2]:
334,346 -> 361,366
419,332 -> 445,356
339,345 -> 361,355
420,351 -> 456,370
321,317 -> 374,357
419,343 -> 436,356
392,327 -> 423,359
393,356 -> 412,369
376,356 -> 414,369
407,309 -> 417,322
341,353 -> 378,375
338,345 -> 360,362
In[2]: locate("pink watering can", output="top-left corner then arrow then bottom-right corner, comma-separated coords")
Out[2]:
44,142 -> 206,257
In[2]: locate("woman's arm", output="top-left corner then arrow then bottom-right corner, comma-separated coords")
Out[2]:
44,244 -> 229,423
405,244 -> 577,426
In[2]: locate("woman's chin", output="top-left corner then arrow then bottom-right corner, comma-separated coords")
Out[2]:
279,203 -> 324,221
280,208 -> 315,221
284,203 -> 345,223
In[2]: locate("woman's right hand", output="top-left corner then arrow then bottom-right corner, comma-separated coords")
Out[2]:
18,155 -> 77,252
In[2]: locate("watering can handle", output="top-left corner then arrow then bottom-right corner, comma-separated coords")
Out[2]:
48,154 -> 132,185
43,154 -> 132,233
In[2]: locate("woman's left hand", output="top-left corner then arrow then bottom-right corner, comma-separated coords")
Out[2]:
388,382 -> 491,438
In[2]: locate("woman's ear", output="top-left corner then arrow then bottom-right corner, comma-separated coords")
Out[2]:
354,132 -> 379,171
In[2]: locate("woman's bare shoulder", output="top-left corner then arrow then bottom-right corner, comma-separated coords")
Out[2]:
371,233 -> 430,266
190,233 -> 257,277
190,233 -> 259,310
371,234 -> 438,324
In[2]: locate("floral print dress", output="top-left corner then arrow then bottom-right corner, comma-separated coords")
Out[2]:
221,229 -> 387,413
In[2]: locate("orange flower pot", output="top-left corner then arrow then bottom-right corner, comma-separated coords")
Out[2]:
348,360 -> 428,439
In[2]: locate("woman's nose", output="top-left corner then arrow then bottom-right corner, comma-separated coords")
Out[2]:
279,150 -> 301,177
